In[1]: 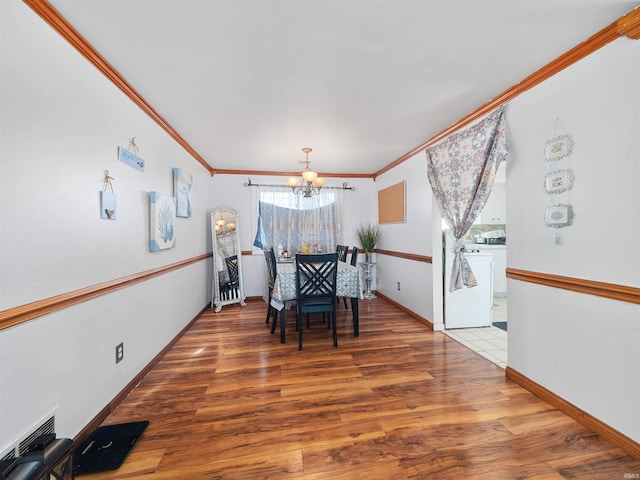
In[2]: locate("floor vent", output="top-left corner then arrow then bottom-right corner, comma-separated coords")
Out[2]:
17,415 -> 55,456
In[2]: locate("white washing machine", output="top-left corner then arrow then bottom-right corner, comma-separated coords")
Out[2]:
443,233 -> 494,329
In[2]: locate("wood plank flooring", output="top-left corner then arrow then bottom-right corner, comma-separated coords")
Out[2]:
81,298 -> 640,479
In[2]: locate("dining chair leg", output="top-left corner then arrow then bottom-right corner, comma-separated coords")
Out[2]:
280,308 -> 286,344
342,297 -> 348,309
297,312 -> 303,351
331,310 -> 338,347
266,292 -> 272,323
351,297 -> 359,337
270,308 -> 278,334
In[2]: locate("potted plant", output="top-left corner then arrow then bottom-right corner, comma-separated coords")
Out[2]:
356,222 -> 381,262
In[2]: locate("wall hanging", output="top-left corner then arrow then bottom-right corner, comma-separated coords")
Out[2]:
544,118 -> 575,242
378,181 -> 406,224
118,136 -> 145,172
173,168 -> 193,218
100,170 -> 117,220
149,191 -> 176,251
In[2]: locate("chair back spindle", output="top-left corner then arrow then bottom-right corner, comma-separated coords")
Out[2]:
336,245 -> 348,263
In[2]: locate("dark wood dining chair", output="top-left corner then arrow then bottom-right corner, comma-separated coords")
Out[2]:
263,248 -> 279,333
342,246 -> 359,309
295,252 -> 338,350
336,244 -> 348,263
225,255 -> 239,300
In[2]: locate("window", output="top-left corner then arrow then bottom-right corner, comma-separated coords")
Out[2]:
253,186 -> 343,254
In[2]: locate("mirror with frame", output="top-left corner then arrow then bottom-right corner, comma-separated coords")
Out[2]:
211,205 -> 246,312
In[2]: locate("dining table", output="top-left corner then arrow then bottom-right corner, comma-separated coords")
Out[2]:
271,259 -> 362,344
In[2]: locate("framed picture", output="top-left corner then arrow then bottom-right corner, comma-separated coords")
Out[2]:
100,191 -> 117,220
544,134 -> 574,161
173,168 -> 193,218
118,146 -> 145,172
545,204 -> 574,228
544,169 -> 574,194
378,181 -> 406,224
149,191 -> 176,251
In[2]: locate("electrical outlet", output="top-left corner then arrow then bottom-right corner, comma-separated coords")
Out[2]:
397,282 -> 401,291
115,343 -> 124,364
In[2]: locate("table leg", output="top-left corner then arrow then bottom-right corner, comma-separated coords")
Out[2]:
351,297 -> 359,337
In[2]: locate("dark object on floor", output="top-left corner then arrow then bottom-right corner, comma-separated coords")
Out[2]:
19,436 -> 74,479
73,420 -> 148,476
493,321 -> 507,332
0,457 -> 20,478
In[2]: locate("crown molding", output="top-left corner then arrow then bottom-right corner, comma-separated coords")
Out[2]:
618,6 -> 640,39
22,0 -> 215,175
212,169 -> 374,179
23,1 -> 638,180
374,8 -> 637,179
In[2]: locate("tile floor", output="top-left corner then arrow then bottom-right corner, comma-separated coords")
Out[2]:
443,296 -> 508,368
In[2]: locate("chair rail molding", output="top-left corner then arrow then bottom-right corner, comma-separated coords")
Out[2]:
506,268 -> 640,305
374,249 -> 432,264
0,253 -> 210,331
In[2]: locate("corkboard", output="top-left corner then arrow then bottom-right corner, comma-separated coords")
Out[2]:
378,181 -> 406,223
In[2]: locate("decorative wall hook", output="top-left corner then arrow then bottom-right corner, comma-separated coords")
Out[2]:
128,136 -> 139,154
102,170 -> 115,192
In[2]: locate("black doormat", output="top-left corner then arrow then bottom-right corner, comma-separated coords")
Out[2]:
73,420 -> 148,476
493,321 -> 507,331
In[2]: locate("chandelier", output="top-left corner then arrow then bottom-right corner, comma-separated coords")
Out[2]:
214,212 -> 235,234
286,147 -> 325,197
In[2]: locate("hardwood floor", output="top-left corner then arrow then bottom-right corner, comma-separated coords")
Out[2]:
82,298 -> 639,479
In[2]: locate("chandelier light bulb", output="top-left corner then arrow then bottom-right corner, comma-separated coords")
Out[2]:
302,168 -> 318,183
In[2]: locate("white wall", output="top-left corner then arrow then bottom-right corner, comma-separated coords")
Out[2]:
374,153 -> 435,325
506,37 -> 640,441
0,3 -> 215,452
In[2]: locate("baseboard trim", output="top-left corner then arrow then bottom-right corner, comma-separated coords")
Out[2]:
505,366 -> 640,459
374,292 -> 433,330
73,303 -> 209,445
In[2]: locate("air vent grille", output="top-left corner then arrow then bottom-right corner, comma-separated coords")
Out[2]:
17,415 -> 55,456
1,449 -> 16,461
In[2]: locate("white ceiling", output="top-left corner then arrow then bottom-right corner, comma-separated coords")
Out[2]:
48,0 -> 638,175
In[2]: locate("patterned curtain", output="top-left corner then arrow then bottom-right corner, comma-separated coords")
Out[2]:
253,186 -> 343,254
426,107 -> 507,292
